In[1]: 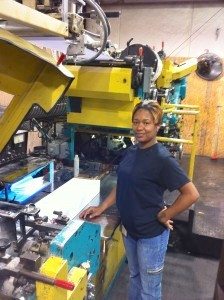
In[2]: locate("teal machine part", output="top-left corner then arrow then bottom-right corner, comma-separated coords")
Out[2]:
50,219 -> 101,275
63,123 -> 75,161
162,77 -> 187,125
66,98 -> 81,161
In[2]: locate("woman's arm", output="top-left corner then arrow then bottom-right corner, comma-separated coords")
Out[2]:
157,181 -> 200,224
79,186 -> 117,219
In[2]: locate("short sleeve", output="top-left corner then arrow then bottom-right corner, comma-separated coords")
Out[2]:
160,155 -> 191,192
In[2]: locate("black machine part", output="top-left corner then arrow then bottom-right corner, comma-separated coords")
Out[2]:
120,43 -> 159,72
196,52 -> 223,81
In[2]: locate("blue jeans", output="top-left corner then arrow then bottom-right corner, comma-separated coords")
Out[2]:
122,229 -> 170,300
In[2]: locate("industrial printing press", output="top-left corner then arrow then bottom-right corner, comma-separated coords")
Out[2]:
0,1 -> 200,299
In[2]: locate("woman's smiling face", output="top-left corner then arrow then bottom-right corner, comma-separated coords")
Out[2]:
132,108 -> 160,149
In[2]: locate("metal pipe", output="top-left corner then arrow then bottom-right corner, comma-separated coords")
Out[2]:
62,0 -> 69,23
163,103 -> 200,109
20,269 -> 75,291
2,267 -> 75,291
157,136 -> 193,144
0,0 -> 68,37
188,112 -> 199,180
163,109 -> 200,115
0,21 -> 44,37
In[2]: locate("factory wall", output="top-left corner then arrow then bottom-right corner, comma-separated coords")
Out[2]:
97,3 -> 224,158
100,3 -> 224,57
181,60 -> 224,158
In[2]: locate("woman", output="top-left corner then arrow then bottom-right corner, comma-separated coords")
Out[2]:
80,101 -> 199,300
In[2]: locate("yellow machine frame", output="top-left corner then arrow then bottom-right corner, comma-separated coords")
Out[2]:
160,103 -> 200,180
0,1 -> 201,300
157,58 -> 197,88
36,256 -> 87,300
65,63 -> 199,180
66,65 -> 140,128
0,29 -> 74,153
0,0 -> 69,37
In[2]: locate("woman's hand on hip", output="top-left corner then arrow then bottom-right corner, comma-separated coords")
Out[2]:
157,207 -> 174,230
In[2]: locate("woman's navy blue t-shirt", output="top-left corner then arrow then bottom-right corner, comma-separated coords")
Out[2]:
116,142 -> 190,239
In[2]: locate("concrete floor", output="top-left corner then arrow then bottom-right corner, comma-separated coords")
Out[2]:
108,251 -> 219,300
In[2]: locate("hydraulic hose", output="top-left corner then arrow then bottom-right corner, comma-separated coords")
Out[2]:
71,0 -> 109,64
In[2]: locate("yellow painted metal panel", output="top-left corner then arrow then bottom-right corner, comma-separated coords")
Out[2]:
0,28 -> 72,96
66,66 -> 134,101
0,64 -> 72,152
0,29 -> 74,153
68,267 -> 87,300
157,58 -> 197,88
67,97 -> 140,129
0,0 -> 68,37
172,58 -> 197,81
0,42 -> 43,95
36,256 -> 68,300
156,60 -> 173,88
102,226 -> 126,294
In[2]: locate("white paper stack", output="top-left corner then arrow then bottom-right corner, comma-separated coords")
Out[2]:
36,178 -> 100,221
